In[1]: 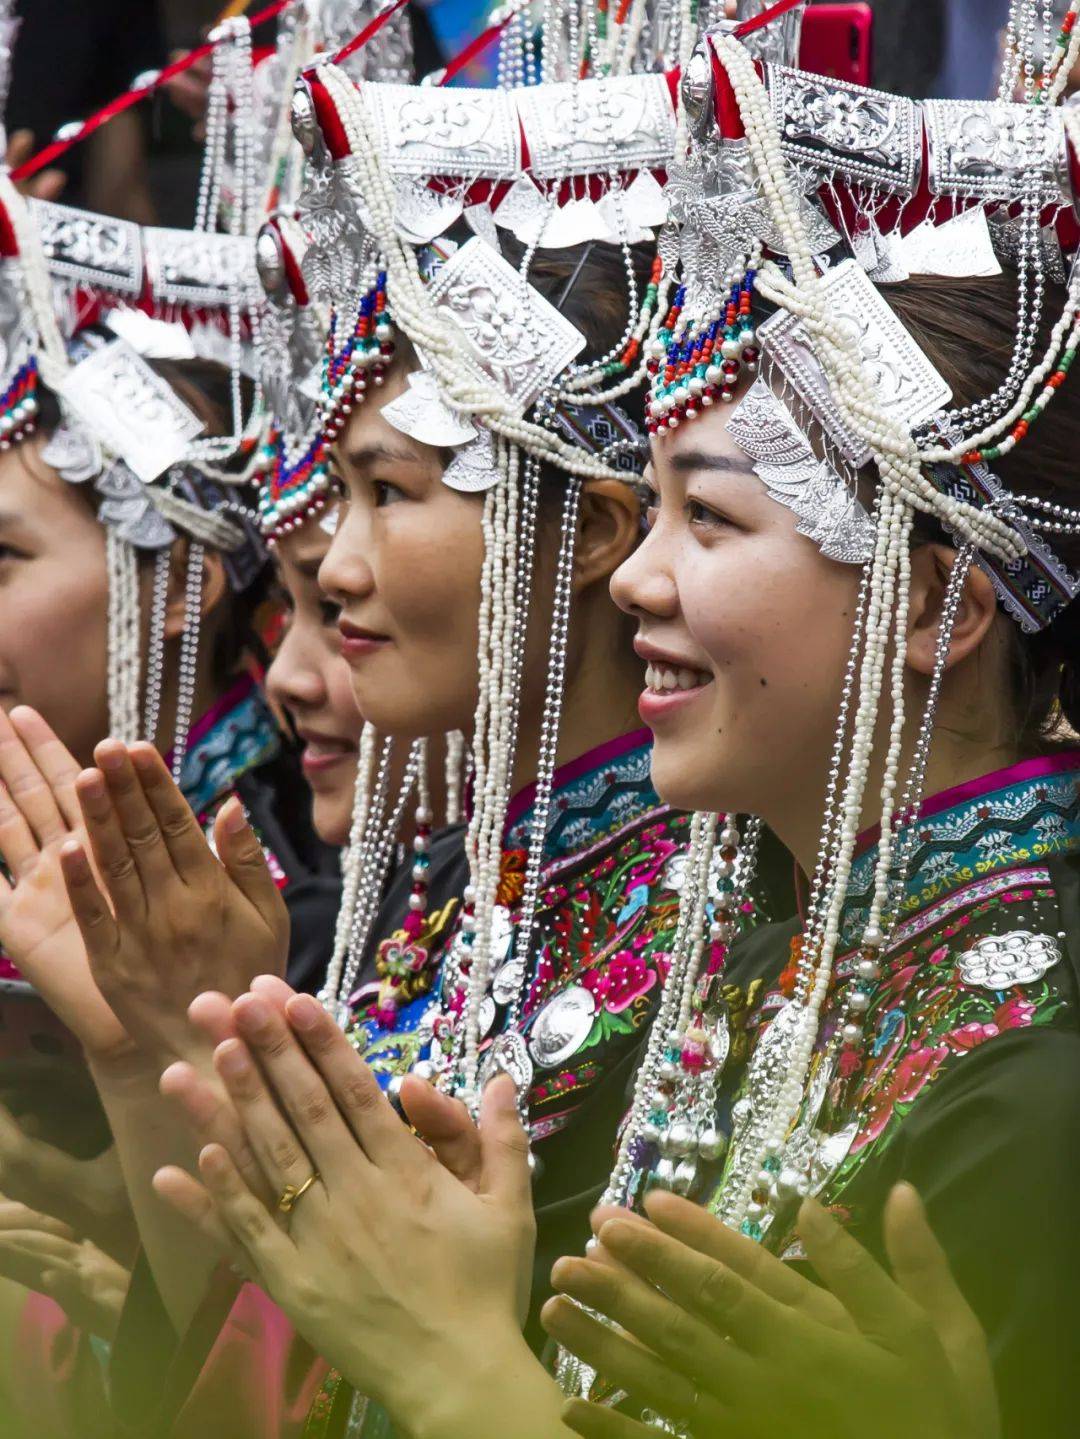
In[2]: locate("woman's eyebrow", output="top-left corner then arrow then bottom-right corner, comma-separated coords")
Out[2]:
669,449 -> 756,476
338,440 -> 426,470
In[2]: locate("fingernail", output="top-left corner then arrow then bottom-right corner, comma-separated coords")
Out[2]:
222,800 -> 248,835
60,841 -> 90,879
97,744 -> 125,771
287,995 -> 322,1031
797,1197 -> 832,1237
80,770 -> 106,799
216,1040 -> 250,1078
239,996 -> 271,1033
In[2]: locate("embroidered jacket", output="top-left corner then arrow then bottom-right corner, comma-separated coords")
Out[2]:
301,731 -> 774,1435
712,751 -> 1080,1438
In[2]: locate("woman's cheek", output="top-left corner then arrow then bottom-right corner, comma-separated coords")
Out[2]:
10,558 -> 109,758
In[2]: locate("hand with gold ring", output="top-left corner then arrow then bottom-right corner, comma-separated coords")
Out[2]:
155,982 -> 570,1439
276,1172 -> 319,1220
541,1186 -> 999,1439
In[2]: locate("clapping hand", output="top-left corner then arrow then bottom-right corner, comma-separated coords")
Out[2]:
156,984 -> 553,1436
543,1185 -> 999,1439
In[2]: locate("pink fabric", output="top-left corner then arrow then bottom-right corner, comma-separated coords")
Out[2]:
9,1293 -> 112,1439
168,1285 -> 327,1439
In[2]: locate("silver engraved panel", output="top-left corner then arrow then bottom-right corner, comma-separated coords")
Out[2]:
759,258 -> 953,465
59,339 -> 204,482
363,83 -> 521,179
765,65 -> 921,193
143,227 -> 257,306
958,931 -> 1062,990
31,200 -> 143,294
726,378 -> 874,564
516,75 -> 676,179
924,100 -> 1067,201
426,238 -> 586,413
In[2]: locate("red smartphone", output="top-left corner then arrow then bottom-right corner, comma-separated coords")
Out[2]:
799,3 -> 874,87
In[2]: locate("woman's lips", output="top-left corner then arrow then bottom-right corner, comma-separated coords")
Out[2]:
637,683 -> 712,725
298,734 -> 358,776
637,659 -> 714,726
338,620 -> 390,664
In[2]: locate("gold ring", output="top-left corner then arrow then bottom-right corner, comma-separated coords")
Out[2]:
275,1172 -> 319,1217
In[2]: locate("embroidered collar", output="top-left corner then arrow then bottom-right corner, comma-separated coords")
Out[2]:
169,674 -> 281,817
503,729 -> 664,865
843,748 -> 1080,947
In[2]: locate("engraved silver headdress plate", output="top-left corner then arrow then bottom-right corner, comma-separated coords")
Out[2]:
425,238 -> 586,415
758,259 -> 953,466
726,378 -> 874,564
764,64 -> 922,194
515,75 -> 676,179
364,83 -> 522,180
924,100 -> 1068,203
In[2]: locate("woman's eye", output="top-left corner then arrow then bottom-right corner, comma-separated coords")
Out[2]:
686,498 -> 728,529
372,479 -> 405,507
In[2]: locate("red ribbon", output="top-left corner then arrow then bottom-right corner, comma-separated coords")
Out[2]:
733,0 -> 806,39
11,0 -> 293,182
333,0 -> 411,65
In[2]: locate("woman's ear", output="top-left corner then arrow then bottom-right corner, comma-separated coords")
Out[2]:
574,478 -> 641,593
162,541 -> 229,642
906,543 -> 998,677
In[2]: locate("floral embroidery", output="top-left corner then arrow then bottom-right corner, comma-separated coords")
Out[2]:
715,750 -> 1080,1234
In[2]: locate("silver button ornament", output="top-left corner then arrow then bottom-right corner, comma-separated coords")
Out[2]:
527,984 -> 597,1069
958,930 -> 1062,990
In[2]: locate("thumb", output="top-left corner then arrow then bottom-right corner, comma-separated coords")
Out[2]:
214,799 -> 286,936
478,1073 -> 532,1207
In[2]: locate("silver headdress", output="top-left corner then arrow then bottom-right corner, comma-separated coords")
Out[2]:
0,20 -> 271,768
296,59 -> 681,1108
620,10 -> 1080,1256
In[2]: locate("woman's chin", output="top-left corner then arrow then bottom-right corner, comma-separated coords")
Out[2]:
313,795 -> 355,849
648,740 -> 729,816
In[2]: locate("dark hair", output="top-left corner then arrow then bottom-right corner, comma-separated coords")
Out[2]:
885,273 -> 1080,752
35,346 -> 268,685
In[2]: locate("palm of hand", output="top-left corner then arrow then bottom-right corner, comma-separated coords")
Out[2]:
0,836 -> 128,1060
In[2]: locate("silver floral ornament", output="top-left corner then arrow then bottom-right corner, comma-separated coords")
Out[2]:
958,931 -> 1062,990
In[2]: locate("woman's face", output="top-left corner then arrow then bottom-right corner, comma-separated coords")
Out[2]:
0,439 -> 110,766
266,518 -> 362,847
611,398 -> 862,834
318,369 -> 486,741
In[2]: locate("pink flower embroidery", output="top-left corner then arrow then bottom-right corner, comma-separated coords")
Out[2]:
584,950 -> 657,1013
993,995 -> 1036,1031
946,1021 -> 999,1053
853,1043 -> 949,1152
